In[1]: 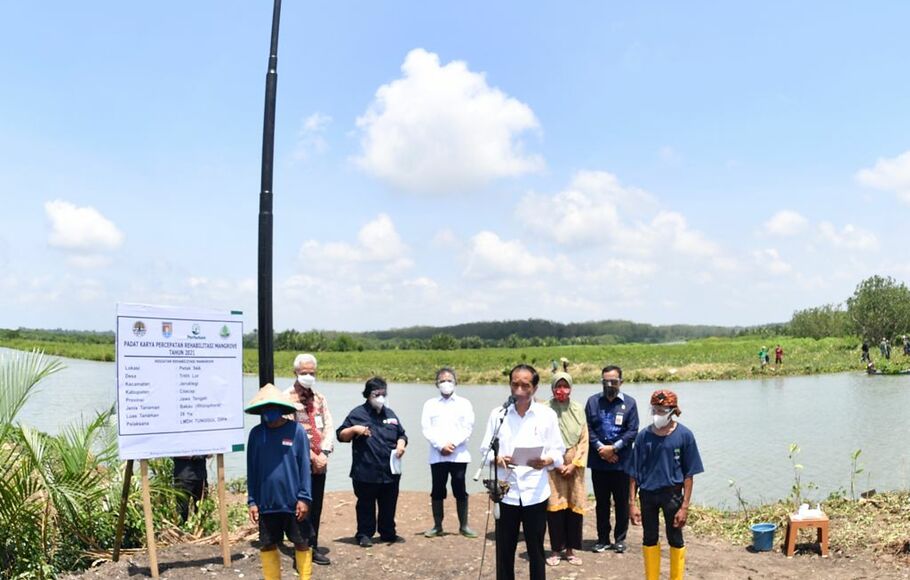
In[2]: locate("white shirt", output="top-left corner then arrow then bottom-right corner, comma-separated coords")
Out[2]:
479,401 -> 565,506
421,393 -> 474,464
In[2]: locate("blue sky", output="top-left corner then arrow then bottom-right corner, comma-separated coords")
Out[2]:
2,1 -> 910,332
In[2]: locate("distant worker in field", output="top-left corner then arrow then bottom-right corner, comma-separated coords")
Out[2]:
560,357 -> 570,372
774,344 -> 783,366
861,340 -> 871,363
586,365 -> 638,555
758,347 -> 768,368
420,367 -> 477,538
903,335 -> 910,356
245,384 -> 313,580
883,337 -> 892,360
337,377 -> 408,547
285,353 -> 334,566
544,371 -> 588,566
629,389 -> 704,580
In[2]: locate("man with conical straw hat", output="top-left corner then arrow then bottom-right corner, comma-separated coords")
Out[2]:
245,383 -> 313,579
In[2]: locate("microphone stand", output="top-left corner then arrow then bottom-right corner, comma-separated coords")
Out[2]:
478,407 -> 510,580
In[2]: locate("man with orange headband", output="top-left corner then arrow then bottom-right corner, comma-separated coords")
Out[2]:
628,390 -> 703,580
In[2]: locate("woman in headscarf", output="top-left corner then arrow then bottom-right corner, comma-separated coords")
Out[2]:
545,371 -> 588,566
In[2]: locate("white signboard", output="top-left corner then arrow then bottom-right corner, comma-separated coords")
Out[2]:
116,303 -> 245,460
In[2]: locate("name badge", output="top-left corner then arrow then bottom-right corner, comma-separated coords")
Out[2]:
282,438 -> 293,447
314,416 -> 324,430
614,414 -> 624,426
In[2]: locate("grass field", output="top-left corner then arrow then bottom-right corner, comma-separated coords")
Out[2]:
4,335 -> 905,383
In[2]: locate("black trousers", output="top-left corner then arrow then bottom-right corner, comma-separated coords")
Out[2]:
640,487 -> 685,548
352,477 -> 400,541
430,462 -> 468,500
496,500 -> 548,580
310,473 -> 326,547
547,508 -> 582,552
174,478 -> 206,523
591,469 -> 630,544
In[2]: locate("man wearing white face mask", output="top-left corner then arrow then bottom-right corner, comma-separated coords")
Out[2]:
285,353 -> 334,565
628,390 -> 704,580
420,367 -> 476,538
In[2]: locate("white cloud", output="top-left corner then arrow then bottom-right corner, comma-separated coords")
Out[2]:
44,200 -> 123,252
817,222 -> 879,251
855,150 -> 910,203
752,248 -> 792,275
517,170 -> 731,270
763,210 -> 808,237
355,48 -> 543,194
517,170 -> 655,245
292,112 -> 332,161
464,231 -> 555,278
299,213 -> 412,277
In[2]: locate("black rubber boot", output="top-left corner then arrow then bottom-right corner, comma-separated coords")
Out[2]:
457,497 -> 477,538
424,500 -> 445,537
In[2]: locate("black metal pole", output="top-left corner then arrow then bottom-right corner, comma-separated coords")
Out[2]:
258,0 -> 282,388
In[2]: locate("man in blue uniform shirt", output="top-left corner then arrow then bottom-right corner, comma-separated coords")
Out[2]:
337,376 -> 408,547
585,365 -> 638,554
245,384 -> 313,580
629,389 -> 704,580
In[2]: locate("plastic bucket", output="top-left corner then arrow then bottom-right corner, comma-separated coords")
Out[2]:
750,523 -> 777,552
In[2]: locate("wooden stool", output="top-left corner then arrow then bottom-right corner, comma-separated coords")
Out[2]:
783,513 -> 829,557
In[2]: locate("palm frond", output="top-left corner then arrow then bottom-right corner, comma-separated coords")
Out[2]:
0,350 -> 63,442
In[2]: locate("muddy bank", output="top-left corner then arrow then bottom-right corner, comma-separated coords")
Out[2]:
63,491 -> 909,579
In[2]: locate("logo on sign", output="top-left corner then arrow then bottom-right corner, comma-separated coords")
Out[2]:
192,324 -> 201,336
162,322 -> 173,338
132,321 -> 147,337
220,325 -> 231,338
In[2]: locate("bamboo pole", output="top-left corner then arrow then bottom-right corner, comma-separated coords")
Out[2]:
112,459 -> 134,562
217,454 -> 231,566
140,459 -> 159,578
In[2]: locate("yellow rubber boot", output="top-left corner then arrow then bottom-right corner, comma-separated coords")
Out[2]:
260,548 -> 281,580
295,548 -> 313,580
642,544 -> 661,580
669,546 -> 686,580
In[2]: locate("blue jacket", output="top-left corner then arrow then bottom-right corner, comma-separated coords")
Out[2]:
585,392 -> 638,472
247,420 -> 312,513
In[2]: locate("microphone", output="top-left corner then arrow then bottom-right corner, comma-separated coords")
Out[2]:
473,396 -> 516,481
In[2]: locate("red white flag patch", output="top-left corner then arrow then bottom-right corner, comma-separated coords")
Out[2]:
282,438 -> 293,447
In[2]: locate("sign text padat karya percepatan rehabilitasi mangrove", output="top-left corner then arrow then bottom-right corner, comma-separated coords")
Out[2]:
116,303 -> 244,460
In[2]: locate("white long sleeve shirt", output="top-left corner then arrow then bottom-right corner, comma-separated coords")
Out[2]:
421,393 -> 475,464
479,401 -> 565,506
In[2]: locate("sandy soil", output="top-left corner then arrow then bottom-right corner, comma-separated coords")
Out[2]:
63,491 -> 910,579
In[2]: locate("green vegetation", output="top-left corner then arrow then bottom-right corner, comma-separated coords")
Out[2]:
2,334 -> 907,383
690,446 -> 910,557
689,491 -> 910,556
0,350 -> 246,578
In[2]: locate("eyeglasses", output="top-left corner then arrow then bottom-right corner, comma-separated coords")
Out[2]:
602,379 -> 621,387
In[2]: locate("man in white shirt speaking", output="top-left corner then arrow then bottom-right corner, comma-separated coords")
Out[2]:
421,367 -> 477,538
480,364 -> 566,580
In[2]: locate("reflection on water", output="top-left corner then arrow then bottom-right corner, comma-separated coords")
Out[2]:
9,347 -> 910,508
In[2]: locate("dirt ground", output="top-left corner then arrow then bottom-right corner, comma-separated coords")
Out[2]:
64,491 -> 910,580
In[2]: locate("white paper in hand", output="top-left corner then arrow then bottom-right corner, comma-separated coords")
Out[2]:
390,450 -> 402,475
510,446 -> 544,466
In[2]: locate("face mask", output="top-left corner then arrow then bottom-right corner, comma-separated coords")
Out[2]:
604,386 -> 619,399
653,412 -> 673,429
369,395 -> 386,410
554,388 -> 570,403
437,381 -> 455,396
298,374 -> 316,388
262,408 -> 283,423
